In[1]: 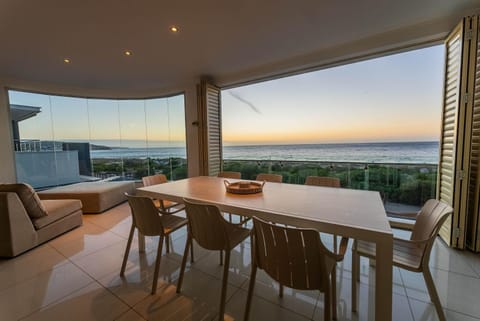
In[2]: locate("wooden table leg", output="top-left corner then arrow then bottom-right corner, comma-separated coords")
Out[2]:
375,236 -> 393,321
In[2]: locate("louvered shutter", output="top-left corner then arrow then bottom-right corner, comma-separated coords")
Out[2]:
197,80 -> 222,176
438,21 -> 465,246
439,16 -> 480,249
466,16 -> 480,251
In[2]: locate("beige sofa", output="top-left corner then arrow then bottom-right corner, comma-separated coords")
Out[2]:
0,183 -> 83,257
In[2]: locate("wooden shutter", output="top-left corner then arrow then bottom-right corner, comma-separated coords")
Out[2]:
438,20 -> 465,246
438,16 -> 480,249
197,79 -> 222,176
466,16 -> 480,251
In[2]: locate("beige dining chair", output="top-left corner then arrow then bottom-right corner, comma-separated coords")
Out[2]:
142,174 -> 184,215
120,194 -> 190,294
305,176 -> 341,251
256,173 -> 282,183
177,199 -> 251,321
244,216 -> 348,321
217,171 -> 248,223
305,175 -> 341,188
217,171 -> 241,179
351,199 -> 453,321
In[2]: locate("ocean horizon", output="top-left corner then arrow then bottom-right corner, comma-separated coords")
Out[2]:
90,141 -> 439,164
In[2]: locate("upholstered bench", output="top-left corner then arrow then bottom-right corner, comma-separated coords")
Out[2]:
38,181 -> 135,214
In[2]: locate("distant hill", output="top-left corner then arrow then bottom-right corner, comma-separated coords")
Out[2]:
90,144 -> 123,150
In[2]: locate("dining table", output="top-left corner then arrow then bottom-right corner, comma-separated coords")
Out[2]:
136,175 -> 393,321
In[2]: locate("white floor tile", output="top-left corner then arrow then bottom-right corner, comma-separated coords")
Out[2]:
0,262 -> 94,320
20,282 -> 130,321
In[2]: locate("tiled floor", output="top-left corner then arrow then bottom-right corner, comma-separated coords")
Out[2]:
1,202 -> 480,321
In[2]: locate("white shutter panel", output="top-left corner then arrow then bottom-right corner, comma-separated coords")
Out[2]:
206,84 -> 222,176
197,80 -> 222,176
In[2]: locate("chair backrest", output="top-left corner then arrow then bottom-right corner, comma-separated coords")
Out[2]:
251,216 -> 336,291
126,194 -> 163,236
305,176 -> 341,188
183,199 -> 228,251
217,171 -> 241,179
411,199 -> 453,242
256,173 -> 282,183
410,199 -> 452,266
142,174 -> 168,187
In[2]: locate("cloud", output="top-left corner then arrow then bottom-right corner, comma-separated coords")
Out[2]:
227,91 -> 262,114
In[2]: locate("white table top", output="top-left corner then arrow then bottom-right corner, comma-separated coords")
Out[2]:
137,176 -> 392,241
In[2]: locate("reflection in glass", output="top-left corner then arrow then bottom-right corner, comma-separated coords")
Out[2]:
8,90 -> 187,188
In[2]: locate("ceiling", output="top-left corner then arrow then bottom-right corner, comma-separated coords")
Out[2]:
0,0 -> 479,97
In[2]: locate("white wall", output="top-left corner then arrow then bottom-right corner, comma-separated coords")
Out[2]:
184,83 -> 200,177
0,86 -> 16,183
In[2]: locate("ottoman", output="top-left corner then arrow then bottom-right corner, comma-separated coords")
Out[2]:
38,181 -> 135,213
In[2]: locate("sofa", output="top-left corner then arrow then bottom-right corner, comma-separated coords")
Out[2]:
0,183 -> 83,257
38,181 -> 135,214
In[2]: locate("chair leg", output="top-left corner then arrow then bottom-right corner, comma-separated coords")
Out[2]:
351,247 -> 359,312
324,279 -> 332,321
151,235 -> 165,294
244,264 -> 257,321
423,267 -> 447,321
176,235 -> 192,293
120,223 -> 135,276
279,284 -> 284,298
333,234 -> 338,254
352,245 -> 360,312
165,235 -> 170,254
220,250 -> 223,266
219,249 -> 231,321
190,238 -> 194,263
332,267 -> 337,320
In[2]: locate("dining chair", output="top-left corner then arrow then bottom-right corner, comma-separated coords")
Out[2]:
305,175 -> 341,188
142,174 -> 185,252
218,171 -> 248,224
305,176 -> 341,251
244,216 -> 348,321
177,198 -> 251,321
256,173 -> 282,183
218,171 -> 241,179
142,174 -> 184,215
351,199 -> 453,321
120,194 -> 190,294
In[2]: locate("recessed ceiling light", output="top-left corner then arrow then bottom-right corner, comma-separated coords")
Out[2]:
124,50 -> 133,56
170,25 -> 179,33
63,58 -> 71,64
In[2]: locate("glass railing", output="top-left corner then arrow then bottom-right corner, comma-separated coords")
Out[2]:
14,139 -> 188,188
223,159 -> 437,208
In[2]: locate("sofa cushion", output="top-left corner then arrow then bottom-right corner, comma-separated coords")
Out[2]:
0,183 -> 47,219
33,199 -> 82,229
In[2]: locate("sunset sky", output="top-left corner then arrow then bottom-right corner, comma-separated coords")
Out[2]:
10,45 -> 444,147
222,45 -> 444,145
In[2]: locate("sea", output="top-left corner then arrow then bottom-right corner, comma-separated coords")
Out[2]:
90,141 -> 439,164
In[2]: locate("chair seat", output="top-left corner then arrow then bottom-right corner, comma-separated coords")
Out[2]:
161,214 -> 188,234
153,199 -> 182,210
355,239 -> 424,271
227,226 -> 251,250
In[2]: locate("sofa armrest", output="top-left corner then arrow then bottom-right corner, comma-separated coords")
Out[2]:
0,192 -> 38,257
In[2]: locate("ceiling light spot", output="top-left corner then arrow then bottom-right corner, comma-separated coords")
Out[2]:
63,58 -> 71,64
124,50 -> 133,56
170,26 -> 179,33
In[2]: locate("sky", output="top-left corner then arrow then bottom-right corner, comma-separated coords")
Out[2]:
9,92 -> 186,147
222,45 -> 444,145
10,45 -> 444,147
